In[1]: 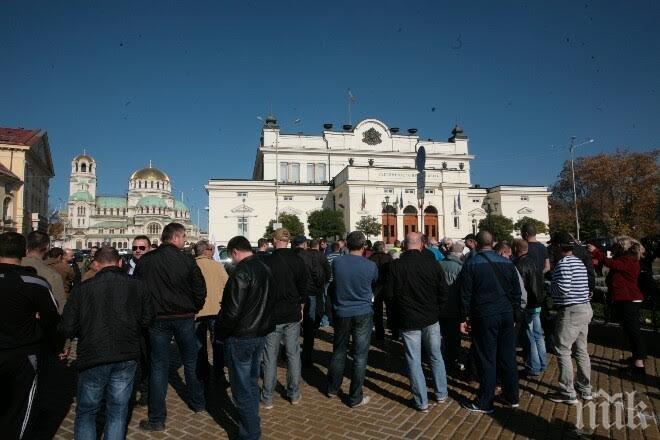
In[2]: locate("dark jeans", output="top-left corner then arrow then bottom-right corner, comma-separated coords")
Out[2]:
374,289 -> 397,339
302,295 -> 319,367
225,336 -> 265,440
616,301 -> 646,360
148,318 -> 206,424
195,317 -> 224,380
471,312 -> 519,409
327,312 -> 373,406
440,318 -> 462,366
75,360 -> 137,440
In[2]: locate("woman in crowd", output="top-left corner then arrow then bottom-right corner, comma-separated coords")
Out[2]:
603,236 -> 646,375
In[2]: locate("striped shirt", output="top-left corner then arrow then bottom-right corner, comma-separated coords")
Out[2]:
551,255 -> 590,306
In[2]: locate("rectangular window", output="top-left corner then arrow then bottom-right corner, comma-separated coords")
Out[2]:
384,187 -> 394,194
290,163 -> 300,182
453,216 -> 460,229
472,198 -> 480,203
238,218 -> 248,236
520,195 -> 529,201
237,192 -> 248,197
109,229 -> 115,234
279,162 -> 288,182
283,196 -> 293,201
317,163 -> 326,182
405,188 -> 415,194
315,195 -> 325,201
425,189 -> 434,195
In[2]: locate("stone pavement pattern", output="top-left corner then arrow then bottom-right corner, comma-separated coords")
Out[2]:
52,322 -> 659,439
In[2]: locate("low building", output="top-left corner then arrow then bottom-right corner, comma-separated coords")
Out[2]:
0,127 -> 55,233
206,116 -> 550,245
63,154 -> 199,249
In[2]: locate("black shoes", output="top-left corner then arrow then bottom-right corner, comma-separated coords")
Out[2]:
139,420 -> 165,432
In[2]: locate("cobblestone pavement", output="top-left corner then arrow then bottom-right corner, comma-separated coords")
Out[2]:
51,321 -> 659,439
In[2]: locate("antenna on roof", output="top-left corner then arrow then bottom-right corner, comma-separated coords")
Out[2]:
149,160 -> 152,168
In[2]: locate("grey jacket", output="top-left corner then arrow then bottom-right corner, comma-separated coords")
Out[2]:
439,254 -> 463,319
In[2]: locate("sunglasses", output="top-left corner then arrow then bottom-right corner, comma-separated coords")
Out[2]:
132,246 -> 147,251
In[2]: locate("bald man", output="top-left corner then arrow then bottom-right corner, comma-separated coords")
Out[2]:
459,231 -> 522,413
385,232 -> 449,412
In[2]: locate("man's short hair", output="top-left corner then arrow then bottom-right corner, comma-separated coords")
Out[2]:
521,223 -> 537,237
194,240 -> 212,256
0,232 -> 26,259
394,240 -> 401,247
331,242 -> 341,252
346,231 -> 366,251
26,231 -> 49,252
310,239 -> 319,248
476,230 -> 493,248
493,241 -> 511,253
257,238 -> 269,248
513,238 -> 528,254
161,223 -> 186,243
227,236 -> 252,254
450,242 -> 464,254
47,247 -> 65,259
372,241 -> 385,253
94,246 -> 120,264
133,235 -> 151,246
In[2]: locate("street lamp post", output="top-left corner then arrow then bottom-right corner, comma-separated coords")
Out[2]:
569,137 -> 594,242
485,196 -> 492,232
381,195 -> 391,244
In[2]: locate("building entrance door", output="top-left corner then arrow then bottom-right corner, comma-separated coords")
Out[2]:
423,206 -> 438,240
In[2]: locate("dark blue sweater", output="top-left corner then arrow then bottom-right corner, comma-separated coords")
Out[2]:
330,255 -> 378,318
459,250 -> 522,319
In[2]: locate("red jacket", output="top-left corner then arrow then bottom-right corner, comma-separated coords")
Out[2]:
604,255 -> 643,302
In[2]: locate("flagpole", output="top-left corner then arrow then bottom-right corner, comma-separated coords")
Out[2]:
348,91 -> 352,125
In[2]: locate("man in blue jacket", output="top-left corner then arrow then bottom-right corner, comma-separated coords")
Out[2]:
459,231 -> 522,413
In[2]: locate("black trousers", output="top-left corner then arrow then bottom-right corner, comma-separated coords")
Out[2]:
471,312 -> 519,409
373,287 -> 398,339
302,296 -> 320,367
0,353 -> 38,440
440,318 -> 462,366
616,301 -> 646,360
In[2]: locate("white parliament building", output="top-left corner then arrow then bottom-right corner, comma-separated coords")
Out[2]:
63,154 -> 200,250
206,116 -> 550,246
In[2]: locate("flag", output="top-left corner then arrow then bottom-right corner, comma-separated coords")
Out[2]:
457,191 -> 462,210
361,187 -> 366,210
453,196 -> 457,213
399,188 -> 404,209
348,89 -> 356,103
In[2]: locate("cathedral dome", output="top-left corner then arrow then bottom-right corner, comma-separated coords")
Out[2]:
130,166 -> 170,182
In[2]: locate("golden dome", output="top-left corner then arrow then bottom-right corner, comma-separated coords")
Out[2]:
130,165 -> 170,182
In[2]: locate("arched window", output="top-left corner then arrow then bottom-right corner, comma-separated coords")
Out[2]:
138,181 -> 142,189
2,197 -> 12,221
156,182 -> 160,189
81,163 -> 87,173
75,163 -> 79,172
147,223 -> 161,235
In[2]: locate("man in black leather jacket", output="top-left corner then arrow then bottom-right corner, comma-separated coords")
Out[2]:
135,223 -> 207,432
513,239 -> 548,377
216,236 -> 276,440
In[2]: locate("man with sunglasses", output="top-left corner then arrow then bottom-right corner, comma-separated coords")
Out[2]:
127,235 -> 151,276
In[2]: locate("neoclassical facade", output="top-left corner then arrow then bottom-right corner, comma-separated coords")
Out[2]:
207,116 -> 550,245
64,154 -> 199,249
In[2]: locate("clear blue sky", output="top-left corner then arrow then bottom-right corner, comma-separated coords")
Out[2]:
2,1 -> 659,229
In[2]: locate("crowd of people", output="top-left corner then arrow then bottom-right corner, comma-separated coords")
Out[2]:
0,222 -> 653,439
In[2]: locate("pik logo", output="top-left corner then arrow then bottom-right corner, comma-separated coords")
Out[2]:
576,390 -> 657,431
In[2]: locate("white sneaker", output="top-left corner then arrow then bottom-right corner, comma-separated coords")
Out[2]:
351,395 -> 371,408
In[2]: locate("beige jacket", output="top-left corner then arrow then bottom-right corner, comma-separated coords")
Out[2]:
195,256 -> 228,317
46,258 -> 75,294
22,256 -> 67,314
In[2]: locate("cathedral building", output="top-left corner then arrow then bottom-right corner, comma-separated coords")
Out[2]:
206,116 -> 550,245
64,154 -> 199,250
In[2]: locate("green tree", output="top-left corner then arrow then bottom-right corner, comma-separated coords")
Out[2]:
479,214 -> 514,243
355,215 -> 381,240
513,216 -> 547,234
264,213 -> 305,238
307,209 -> 345,239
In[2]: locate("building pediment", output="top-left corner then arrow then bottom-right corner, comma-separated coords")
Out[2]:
517,206 -> 534,214
468,207 -> 486,216
230,204 -> 254,213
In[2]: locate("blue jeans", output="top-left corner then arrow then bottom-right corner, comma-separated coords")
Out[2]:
225,336 -> 265,440
261,322 -> 301,405
327,312 -> 373,406
75,360 -> 137,440
401,322 -> 448,409
148,318 -> 206,424
195,317 -> 224,380
524,310 -> 547,375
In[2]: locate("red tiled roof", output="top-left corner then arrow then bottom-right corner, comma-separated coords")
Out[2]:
0,163 -> 21,181
0,127 -> 42,146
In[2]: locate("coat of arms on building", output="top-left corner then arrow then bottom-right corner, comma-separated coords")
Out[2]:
362,128 -> 382,146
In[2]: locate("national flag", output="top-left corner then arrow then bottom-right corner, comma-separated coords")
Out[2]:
348,89 -> 356,103
457,191 -> 462,210
399,188 -> 404,209
453,196 -> 457,213
361,187 -> 366,210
